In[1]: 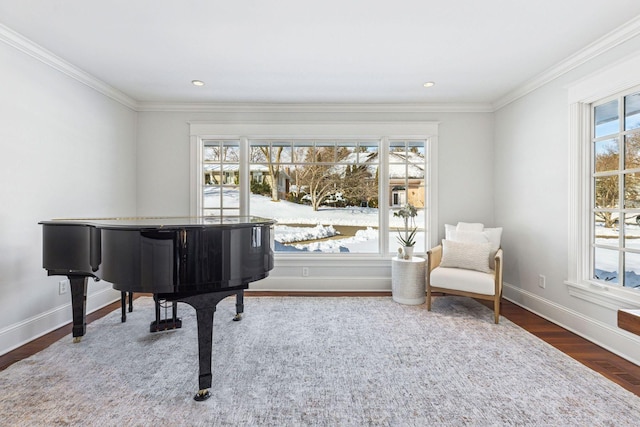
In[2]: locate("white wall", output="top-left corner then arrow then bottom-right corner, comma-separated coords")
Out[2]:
0,40 -> 138,355
494,35 -> 640,364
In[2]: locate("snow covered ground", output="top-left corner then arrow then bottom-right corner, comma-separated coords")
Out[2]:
594,223 -> 640,287
206,190 -> 425,253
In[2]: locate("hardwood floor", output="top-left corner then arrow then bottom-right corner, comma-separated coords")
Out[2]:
2,293 -> 639,398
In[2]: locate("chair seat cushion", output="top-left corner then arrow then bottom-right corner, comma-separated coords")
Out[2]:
430,266 -> 496,295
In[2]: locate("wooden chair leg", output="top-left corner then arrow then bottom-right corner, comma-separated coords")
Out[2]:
426,287 -> 432,311
494,297 -> 500,324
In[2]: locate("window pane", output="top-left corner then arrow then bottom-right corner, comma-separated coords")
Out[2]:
204,146 -> 220,162
292,142 -> 314,163
389,141 -> 408,162
594,247 -> 619,284
338,141 -> 357,163
626,133 -> 640,170
222,143 -> 239,162
203,187 -> 221,208
594,175 -> 619,208
594,138 -> 618,172
250,143 -> 269,163
315,141 -> 336,162
594,99 -> 619,138
624,252 -> 640,289
389,208 -> 425,254
271,141 -> 291,163
624,218 -> 640,249
624,172 -> 640,208
358,142 -> 378,164
248,140 -> 384,254
407,141 -> 426,159
221,187 -> 239,208
594,212 -> 619,237
625,92 -> 640,131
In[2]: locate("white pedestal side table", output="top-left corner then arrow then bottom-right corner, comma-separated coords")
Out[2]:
391,256 -> 426,305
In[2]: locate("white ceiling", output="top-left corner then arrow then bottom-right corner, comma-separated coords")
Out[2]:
1,0 -> 640,106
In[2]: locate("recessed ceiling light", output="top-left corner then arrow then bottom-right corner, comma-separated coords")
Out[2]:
192,80 -> 205,87
423,81 -> 435,88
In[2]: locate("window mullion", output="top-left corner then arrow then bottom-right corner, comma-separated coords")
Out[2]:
240,137 -> 250,216
619,100 -> 626,286
380,137 -> 390,254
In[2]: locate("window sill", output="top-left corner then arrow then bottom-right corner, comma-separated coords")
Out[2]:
565,280 -> 640,310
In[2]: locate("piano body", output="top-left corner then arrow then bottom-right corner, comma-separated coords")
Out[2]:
40,216 -> 275,401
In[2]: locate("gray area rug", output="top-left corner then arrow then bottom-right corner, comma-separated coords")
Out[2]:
1,296 -> 639,426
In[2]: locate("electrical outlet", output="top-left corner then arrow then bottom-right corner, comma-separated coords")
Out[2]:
538,274 -> 546,289
302,267 -> 309,277
58,279 -> 69,294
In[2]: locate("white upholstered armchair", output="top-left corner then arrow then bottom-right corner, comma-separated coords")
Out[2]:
426,223 -> 503,324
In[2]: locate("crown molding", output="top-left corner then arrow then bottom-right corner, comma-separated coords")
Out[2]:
0,23 -> 138,110
493,15 -> 640,110
135,101 -> 494,114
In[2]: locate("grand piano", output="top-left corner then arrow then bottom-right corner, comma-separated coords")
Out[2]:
40,216 -> 275,401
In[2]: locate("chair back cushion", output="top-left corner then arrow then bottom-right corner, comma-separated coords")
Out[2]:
444,224 -> 502,269
440,239 -> 492,273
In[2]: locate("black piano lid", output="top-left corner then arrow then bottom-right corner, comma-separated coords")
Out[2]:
39,216 -> 276,229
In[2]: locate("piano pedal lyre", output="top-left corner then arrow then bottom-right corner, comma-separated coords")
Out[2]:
150,295 -> 182,332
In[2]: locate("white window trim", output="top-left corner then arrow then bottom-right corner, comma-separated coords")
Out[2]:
188,120 -> 440,261
566,52 -> 640,309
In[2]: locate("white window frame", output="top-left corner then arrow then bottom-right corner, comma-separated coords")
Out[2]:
566,52 -> 640,309
189,120 -> 439,259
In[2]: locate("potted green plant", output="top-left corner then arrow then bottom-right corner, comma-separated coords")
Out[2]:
393,203 -> 417,259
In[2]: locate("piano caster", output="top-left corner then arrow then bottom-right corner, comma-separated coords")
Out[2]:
194,389 -> 211,402
233,313 -> 242,321
73,336 -> 82,344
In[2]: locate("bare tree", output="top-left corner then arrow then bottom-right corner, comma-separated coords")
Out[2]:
298,146 -> 341,211
595,133 -> 640,227
595,141 -> 619,227
259,146 -> 283,202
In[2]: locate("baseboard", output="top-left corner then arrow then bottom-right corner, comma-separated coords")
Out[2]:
503,282 -> 640,366
250,276 -> 392,292
0,288 -> 120,356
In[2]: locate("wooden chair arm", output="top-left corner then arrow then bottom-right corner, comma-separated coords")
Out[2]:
427,245 -> 442,273
494,248 -> 503,296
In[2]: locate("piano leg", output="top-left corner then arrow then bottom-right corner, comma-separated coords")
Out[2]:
164,289 -> 243,402
121,292 -> 134,323
121,292 -> 127,322
233,290 -> 244,321
69,276 -> 88,343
